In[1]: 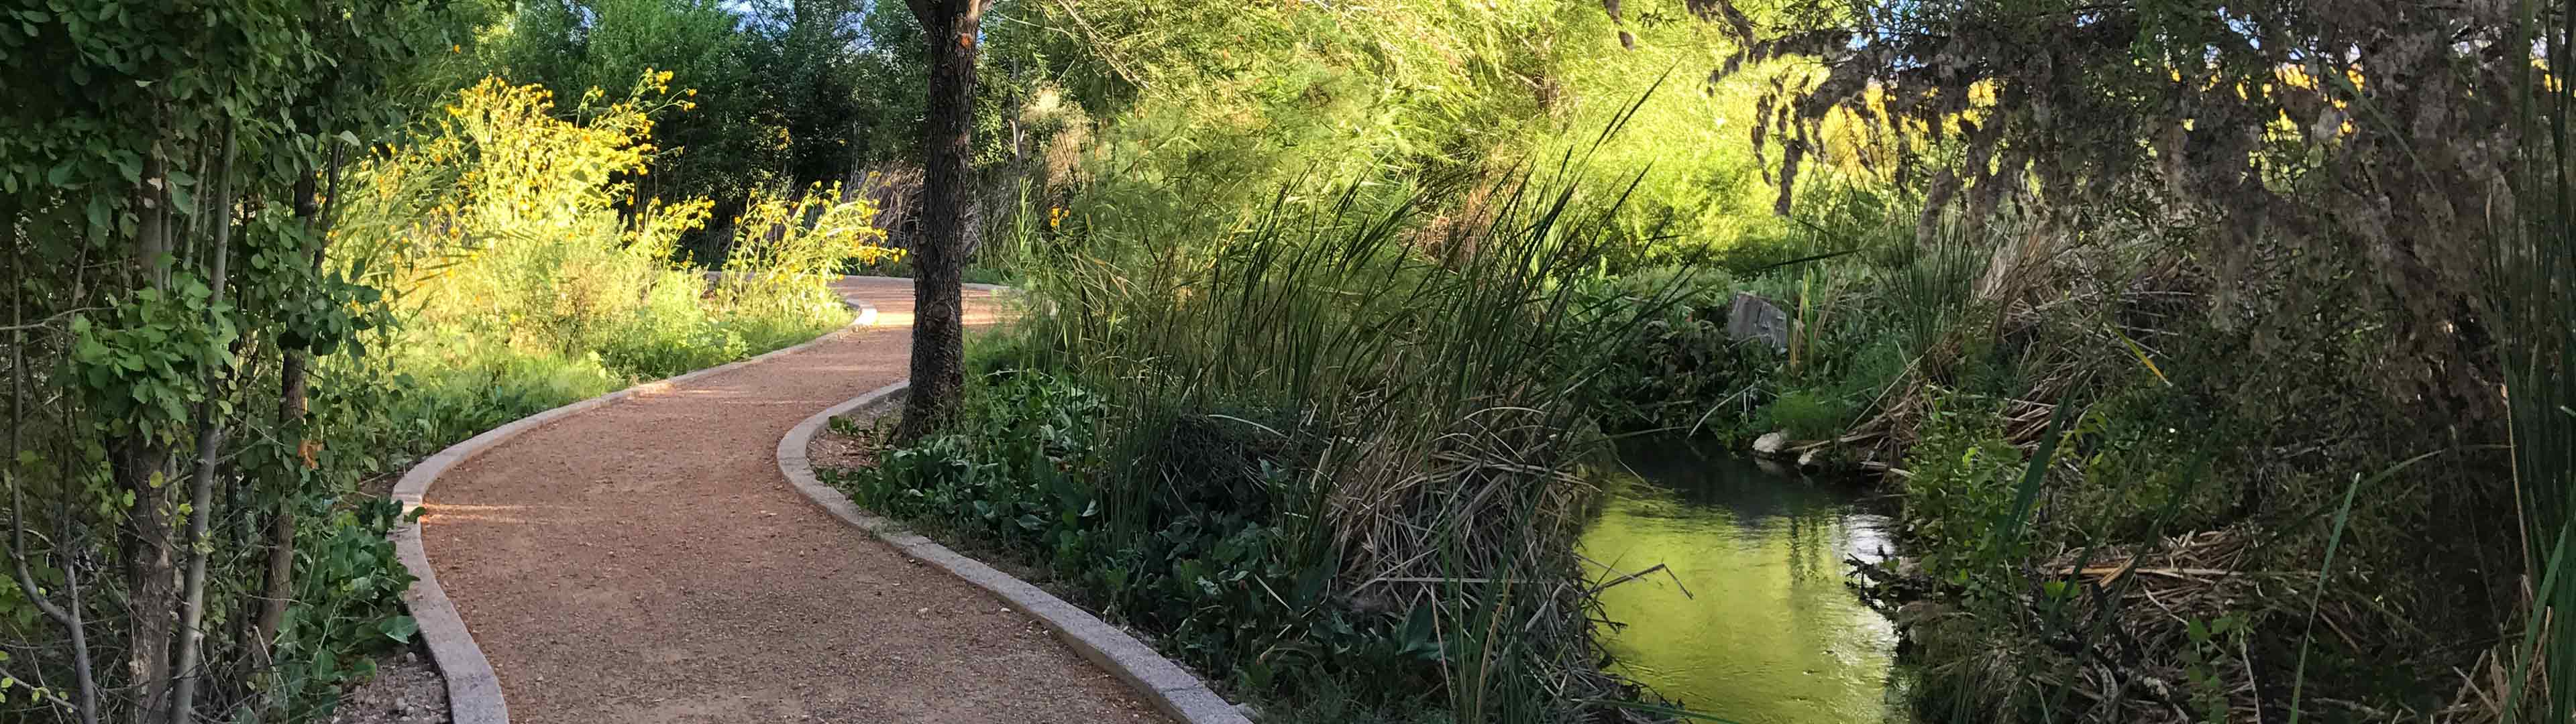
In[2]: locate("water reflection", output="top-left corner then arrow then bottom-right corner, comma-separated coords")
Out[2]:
1579,441 -> 1909,724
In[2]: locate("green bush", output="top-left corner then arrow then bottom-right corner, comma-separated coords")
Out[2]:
1894,397 -> 2023,576
264,498 -> 421,719
332,75 -> 875,447
1764,388 -> 1849,440
833,371 -> 1444,707
1578,267 -> 1781,436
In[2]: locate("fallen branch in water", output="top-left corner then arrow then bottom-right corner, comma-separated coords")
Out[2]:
1588,563 -> 1693,599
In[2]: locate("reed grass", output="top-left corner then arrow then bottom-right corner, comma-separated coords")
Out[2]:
845,143 -> 1713,719
2499,0 -> 2576,717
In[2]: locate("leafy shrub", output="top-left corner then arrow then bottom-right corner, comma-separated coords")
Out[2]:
833,371 -> 1439,699
1894,396 -> 2023,577
333,74 -> 895,442
1579,267 -> 1782,435
266,499 -> 421,719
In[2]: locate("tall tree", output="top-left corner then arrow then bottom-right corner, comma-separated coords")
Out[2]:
759,0 -> 870,188
894,0 -> 983,440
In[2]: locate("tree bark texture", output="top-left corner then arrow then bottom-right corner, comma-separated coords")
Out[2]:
896,0 -> 984,441
121,143 -> 178,724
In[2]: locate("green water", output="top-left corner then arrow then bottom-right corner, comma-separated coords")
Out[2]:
1580,442 -> 1911,723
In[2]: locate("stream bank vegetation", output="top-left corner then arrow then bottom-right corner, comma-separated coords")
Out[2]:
1585,0 -> 2573,721
820,3 -> 1776,721
832,1 -> 2575,723
833,167 -> 1700,722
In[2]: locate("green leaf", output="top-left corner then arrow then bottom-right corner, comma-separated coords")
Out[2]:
380,615 -> 418,642
310,648 -> 337,680
1401,603 -> 1435,651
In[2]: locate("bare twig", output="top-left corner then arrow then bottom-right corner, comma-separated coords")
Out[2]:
1045,0 -> 1151,90
1587,563 -> 1686,597
9,176 -> 99,724
0,308 -> 105,333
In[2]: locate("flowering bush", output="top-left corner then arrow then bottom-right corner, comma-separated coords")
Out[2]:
331,72 -> 899,444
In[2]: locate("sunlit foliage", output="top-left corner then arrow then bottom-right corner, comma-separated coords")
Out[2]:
337,72 -> 893,397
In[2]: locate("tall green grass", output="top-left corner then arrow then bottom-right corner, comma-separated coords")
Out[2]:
845,152 -> 1707,719
1029,168 -> 1690,718
2501,0 -> 2576,716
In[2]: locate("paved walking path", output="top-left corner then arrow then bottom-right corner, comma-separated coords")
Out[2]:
419,277 -> 1165,723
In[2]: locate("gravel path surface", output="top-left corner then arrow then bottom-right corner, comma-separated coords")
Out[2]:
420,278 -> 1169,723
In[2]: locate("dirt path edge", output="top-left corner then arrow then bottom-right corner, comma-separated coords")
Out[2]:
777,381 -> 1256,724
388,294 -> 881,724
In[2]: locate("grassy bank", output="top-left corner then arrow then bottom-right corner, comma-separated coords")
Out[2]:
824,166 -> 1716,721
1580,200 -> 2524,721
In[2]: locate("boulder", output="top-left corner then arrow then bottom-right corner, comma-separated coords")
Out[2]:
1727,292 -> 1790,352
1752,431 -> 1790,459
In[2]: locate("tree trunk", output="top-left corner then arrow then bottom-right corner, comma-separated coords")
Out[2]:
169,129 -> 238,723
896,0 -> 985,441
254,353 -> 301,656
246,351 -> 301,717
250,160 -> 333,701
843,120 -> 866,202
121,141 -> 178,724
115,444 -> 174,723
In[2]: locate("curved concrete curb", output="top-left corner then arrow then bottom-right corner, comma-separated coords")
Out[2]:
778,382 -> 1254,724
389,292 -> 881,724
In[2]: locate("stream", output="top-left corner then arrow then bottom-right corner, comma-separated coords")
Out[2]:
1580,440 -> 1913,723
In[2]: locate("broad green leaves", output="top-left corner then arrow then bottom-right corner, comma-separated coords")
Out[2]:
67,276 -> 238,442
2,2 -> 467,721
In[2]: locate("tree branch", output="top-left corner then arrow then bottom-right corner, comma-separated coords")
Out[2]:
1044,0 -> 1148,90
7,166 -> 99,724
169,125 -> 239,724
